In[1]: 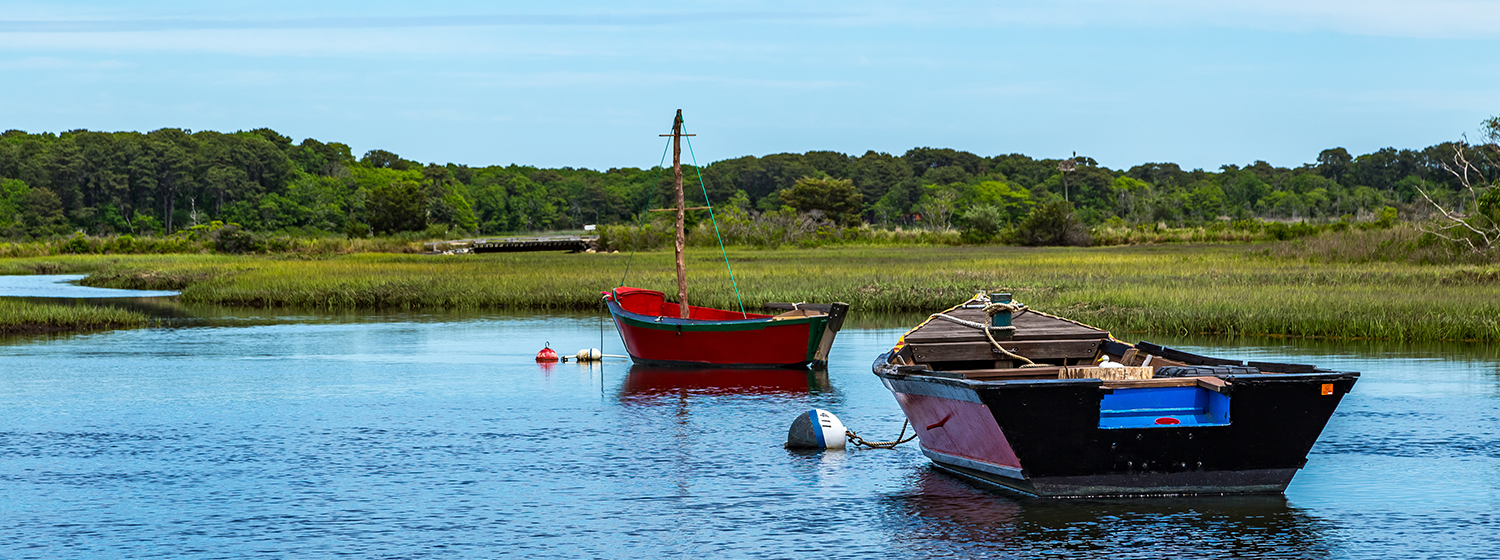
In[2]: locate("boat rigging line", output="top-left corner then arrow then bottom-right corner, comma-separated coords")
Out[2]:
681,116 -> 746,318
618,110 -> 745,318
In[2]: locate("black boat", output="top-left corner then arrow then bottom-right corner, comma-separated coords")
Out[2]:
874,294 -> 1358,497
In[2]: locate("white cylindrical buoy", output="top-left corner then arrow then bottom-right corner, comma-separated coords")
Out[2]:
568,348 -> 603,362
786,409 -> 847,450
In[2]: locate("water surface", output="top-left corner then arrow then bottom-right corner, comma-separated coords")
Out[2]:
0,274 -> 179,299
0,308 -> 1496,558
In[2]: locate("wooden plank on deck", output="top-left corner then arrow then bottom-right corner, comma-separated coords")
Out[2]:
909,339 -> 1103,363
904,310 -> 1107,344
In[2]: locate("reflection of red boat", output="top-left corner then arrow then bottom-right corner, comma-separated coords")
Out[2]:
605,287 -> 847,369
605,110 -> 847,369
621,365 -> 828,396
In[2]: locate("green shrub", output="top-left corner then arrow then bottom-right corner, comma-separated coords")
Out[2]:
212,224 -> 262,254
61,233 -> 96,254
960,204 -> 1005,243
1008,200 -> 1091,247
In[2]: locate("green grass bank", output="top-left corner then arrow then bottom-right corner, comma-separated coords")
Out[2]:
0,298 -> 147,334
5,244 -> 1497,342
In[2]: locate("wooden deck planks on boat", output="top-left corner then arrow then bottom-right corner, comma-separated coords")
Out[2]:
960,368 -> 1065,380
902,309 -> 1107,344
907,339 -> 1104,363
950,371 -> 1233,393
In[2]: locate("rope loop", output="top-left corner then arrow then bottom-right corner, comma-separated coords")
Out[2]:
984,301 -> 1026,316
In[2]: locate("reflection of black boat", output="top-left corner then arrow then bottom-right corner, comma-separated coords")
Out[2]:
622,365 -> 828,396
875,294 -> 1359,498
887,468 -> 1328,556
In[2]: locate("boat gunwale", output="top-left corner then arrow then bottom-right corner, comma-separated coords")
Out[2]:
604,291 -> 824,330
871,351 -> 1361,388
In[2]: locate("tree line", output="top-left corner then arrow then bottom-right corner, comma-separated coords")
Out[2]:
0,126 -> 1494,241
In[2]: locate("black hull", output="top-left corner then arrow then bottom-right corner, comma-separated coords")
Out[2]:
877,358 -> 1358,498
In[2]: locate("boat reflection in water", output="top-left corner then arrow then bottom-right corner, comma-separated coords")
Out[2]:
621,365 -> 829,398
879,468 -> 1335,557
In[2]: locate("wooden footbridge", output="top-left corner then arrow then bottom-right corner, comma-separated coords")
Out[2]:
424,235 -> 600,254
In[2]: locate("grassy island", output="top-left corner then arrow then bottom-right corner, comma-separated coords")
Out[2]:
4,243 -> 1498,342
0,298 -> 147,335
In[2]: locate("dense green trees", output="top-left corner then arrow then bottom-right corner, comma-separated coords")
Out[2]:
779,177 -> 862,226
0,125 -> 1494,241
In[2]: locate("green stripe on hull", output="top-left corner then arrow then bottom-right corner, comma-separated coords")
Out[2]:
805,322 -> 826,361
613,311 -> 827,334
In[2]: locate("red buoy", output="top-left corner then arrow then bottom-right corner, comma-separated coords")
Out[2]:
536,343 -> 559,363
1155,417 -> 1181,425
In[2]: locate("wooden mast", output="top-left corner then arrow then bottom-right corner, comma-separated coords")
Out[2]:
670,110 -> 689,318
657,109 -> 696,319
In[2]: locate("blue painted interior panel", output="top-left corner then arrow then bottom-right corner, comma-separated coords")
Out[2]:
1098,386 -> 1231,429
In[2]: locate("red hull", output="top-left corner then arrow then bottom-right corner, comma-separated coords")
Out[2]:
613,317 -> 817,367
604,287 -> 839,368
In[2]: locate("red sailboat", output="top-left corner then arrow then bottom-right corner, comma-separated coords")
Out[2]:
604,110 -> 848,369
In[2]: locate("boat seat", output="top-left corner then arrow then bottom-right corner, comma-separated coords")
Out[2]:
773,308 -> 826,320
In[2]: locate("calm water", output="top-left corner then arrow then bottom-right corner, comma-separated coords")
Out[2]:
0,274 -> 179,298
1,289 -> 1497,558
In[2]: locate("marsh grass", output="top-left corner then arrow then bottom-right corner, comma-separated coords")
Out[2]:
0,299 -> 147,334
12,244 -> 1496,342
1258,223 -> 1500,265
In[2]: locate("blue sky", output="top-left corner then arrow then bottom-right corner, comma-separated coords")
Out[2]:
2,1 -> 1498,171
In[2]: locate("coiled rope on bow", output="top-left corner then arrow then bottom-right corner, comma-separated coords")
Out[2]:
928,297 -> 1048,367
983,301 -> 1027,317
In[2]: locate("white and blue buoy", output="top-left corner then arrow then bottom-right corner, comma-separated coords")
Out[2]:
786,409 -> 847,450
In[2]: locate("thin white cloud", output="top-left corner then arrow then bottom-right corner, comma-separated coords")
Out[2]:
1,2 -> 1495,59
928,0 -> 1500,39
7,1 -> 1500,38
0,28 -> 619,57
431,69 -> 857,91
1196,0 -> 1500,38
1297,87 -> 1500,112
0,11 -> 850,33
0,56 -> 133,70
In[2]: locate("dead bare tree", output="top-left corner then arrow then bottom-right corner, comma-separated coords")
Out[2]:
1416,129 -> 1500,255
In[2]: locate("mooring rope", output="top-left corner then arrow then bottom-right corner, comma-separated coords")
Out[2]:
846,419 -> 917,449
